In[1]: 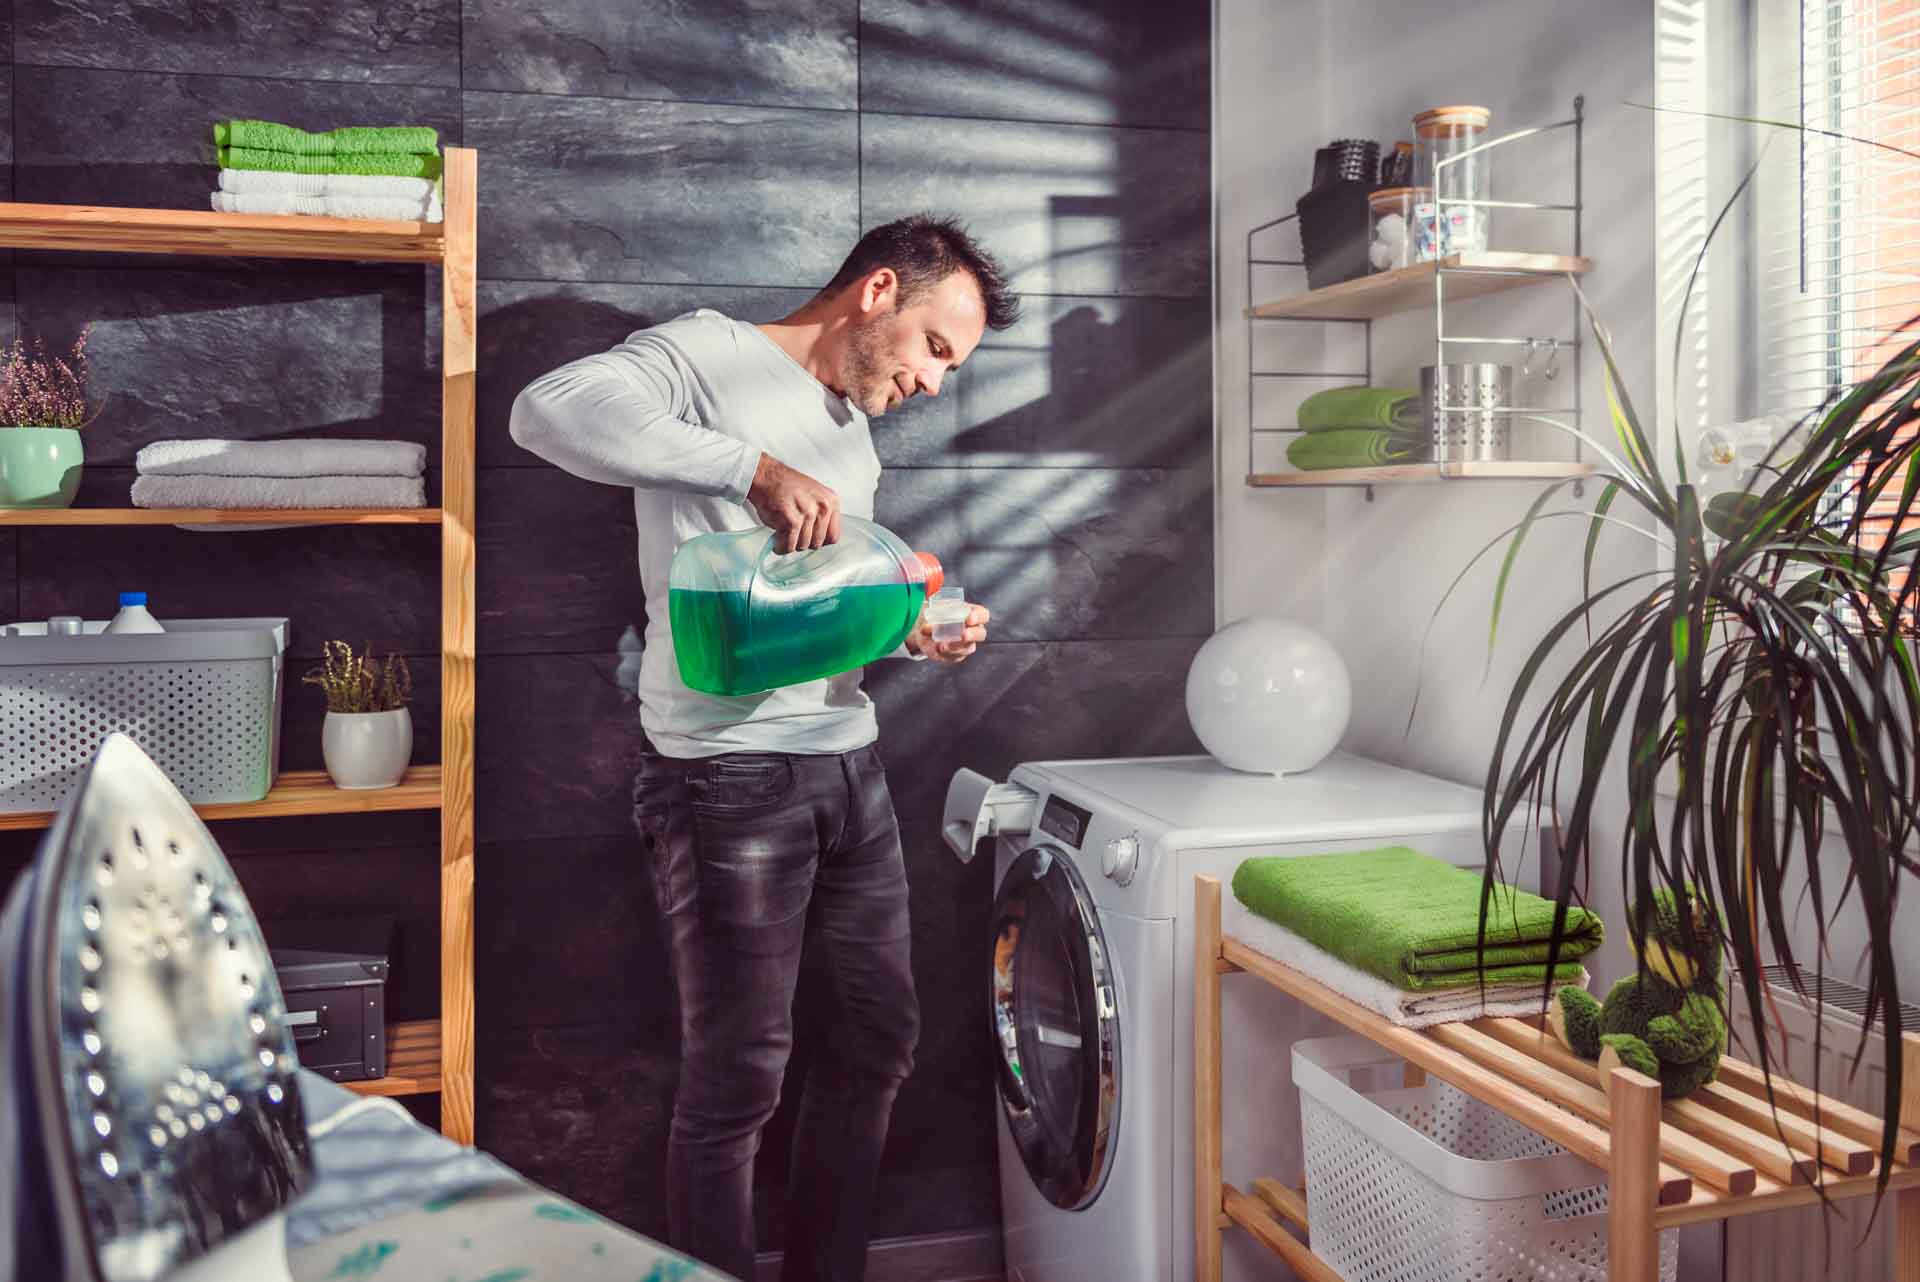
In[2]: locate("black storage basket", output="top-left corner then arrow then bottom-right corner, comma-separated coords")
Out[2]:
1296,180 -> 1375,290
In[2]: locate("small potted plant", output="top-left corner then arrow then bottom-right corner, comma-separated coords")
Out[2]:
0,325 -> 99,509
303,640 -> 414,790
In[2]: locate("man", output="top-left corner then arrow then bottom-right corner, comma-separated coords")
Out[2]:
509,215 -> 1019,1282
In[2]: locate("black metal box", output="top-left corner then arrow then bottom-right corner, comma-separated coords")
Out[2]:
266,916 -> 392,1083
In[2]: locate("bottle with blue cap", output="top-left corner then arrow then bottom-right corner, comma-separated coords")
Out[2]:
103,591 -> 166,634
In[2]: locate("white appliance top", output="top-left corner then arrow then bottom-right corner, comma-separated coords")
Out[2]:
1012,751 -> 1487,848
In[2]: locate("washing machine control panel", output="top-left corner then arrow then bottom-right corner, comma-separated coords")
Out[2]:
1035,795 -> 1092,849
1101,833 -> 1140,885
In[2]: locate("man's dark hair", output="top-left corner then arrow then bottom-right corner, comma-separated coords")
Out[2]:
824,214 -> 1020,331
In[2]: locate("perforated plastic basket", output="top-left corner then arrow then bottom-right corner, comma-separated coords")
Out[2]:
0,618 -> 288,812
1293,1035 -> 1678,1282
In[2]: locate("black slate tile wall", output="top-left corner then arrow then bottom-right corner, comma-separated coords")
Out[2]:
0,0 -> 1211,1249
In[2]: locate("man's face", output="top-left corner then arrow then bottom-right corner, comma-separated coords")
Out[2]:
842,269 -> 988,418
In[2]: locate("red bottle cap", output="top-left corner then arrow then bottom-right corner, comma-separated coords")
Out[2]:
913,552 -> 944,598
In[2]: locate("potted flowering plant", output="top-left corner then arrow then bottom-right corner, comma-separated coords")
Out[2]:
302,640 -> 414,789
0,326 -> 99,509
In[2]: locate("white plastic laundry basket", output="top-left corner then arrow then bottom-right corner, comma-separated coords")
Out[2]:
0,617 -> 288,812
1293,1035 -> 1678,1282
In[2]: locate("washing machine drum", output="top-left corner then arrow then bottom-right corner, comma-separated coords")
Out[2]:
989,843 -> 1121,1211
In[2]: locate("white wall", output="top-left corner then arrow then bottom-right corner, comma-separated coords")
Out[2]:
1218,0 -> 1658,991
1214,0 -> 1328,628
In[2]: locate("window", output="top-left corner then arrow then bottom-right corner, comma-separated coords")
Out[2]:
1760,0 -> 1920,614
1661,0 -> 1918,622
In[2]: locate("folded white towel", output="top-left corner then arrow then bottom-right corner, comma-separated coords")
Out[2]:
217,169 -> 440,202
136,439 -> 427,479
1225,898 -> 1587,1030
211,191 -> 442,223
131,474 -> 426,510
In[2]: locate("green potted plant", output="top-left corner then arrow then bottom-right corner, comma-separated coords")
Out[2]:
0,326 -> 98,509
1443,268 -> 1919,1172
303,640 -> 414,790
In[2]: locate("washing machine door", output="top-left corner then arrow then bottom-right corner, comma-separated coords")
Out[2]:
989,842 -> 1121,1212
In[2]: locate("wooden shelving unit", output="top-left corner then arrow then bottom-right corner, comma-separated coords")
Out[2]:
0,201 -> 445,262
1247,251 -> 1593,322
0,766 -> 442,832
0,151 -> 478,1142
1244,102 -> 1594,494
0,507 -> 443,526
1194,876 -> 1920,1281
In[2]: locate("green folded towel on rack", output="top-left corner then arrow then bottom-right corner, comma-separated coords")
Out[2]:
1286,429 -> 1421,471
214,120 -> 440,157
218,147 -> 442,180
1297,386 -> 1424,432
1231,846 -> 1603,991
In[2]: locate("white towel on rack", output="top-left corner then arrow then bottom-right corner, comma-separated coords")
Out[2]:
211,191 -> 442,223
131,474 -> 426,510
217,169 -> 440,202
136,439 -> 427,479
1225,898 -> 1586,1030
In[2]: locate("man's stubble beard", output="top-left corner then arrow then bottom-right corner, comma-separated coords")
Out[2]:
844,312 -> 894,417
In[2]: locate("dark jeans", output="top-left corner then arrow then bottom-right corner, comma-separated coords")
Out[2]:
632,745 -> 920,1282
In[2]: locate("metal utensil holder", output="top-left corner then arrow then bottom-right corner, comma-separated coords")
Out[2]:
1423,363 -> 1512,463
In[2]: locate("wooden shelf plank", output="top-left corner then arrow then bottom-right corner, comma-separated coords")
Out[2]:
1249,461 -> 1595,488
0,765 -> 441,831
1428,1021 -> 1758,1193
0,507 -> 442,526
343,1018 -> 442,1098
1248,251 -> 1594,321
1252,1176 -> 1310,1233
0,201 -> 445,262
1714,1053 -> 1920,1165
1222,1185 -> 1345,1282
1477,1017 -> 1863,1179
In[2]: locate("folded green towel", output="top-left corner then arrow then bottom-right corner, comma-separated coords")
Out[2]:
218,147 -> 442,180
214,120 -> 440,157
1297,386 -> 1424,432
1286,429 -> 1421,471
1231,846 -> 1604,991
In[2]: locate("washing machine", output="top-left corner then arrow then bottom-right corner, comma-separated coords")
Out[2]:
944,752 -> 1535,1282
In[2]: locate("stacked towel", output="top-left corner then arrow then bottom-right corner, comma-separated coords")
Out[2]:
213,192 -> 444,221
214,121 -> 440,156
1297,386 -> 1423,432
131,438 -> 428,514
219,170 -> 440,200
1230,846 -> 1603,1027
212,120 -> 442,219
1289,385 -> 1427,472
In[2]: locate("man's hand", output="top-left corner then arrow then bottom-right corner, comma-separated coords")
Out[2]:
749,453 -> 841,553
908,603 -> 990,664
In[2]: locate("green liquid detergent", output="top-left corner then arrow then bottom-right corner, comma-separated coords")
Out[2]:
667,516 -> 944,696
671,582 -> 926,696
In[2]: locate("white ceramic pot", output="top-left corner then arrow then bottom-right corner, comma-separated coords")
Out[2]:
321,708 -> 413,790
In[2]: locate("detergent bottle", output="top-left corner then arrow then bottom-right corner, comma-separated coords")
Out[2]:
668,515 -> 944,696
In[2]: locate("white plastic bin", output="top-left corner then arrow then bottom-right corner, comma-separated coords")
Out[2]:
0,617 -> 288,812
1293,1035 -> 1678,1282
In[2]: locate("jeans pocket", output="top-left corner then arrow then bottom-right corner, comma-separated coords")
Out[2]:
687,755 -> 795,814
633,755 -> 691,915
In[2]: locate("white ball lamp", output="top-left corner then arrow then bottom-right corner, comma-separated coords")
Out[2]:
1185,617 -> 1352,775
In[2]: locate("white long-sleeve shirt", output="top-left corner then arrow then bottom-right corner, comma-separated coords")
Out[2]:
509,309 -> 907,758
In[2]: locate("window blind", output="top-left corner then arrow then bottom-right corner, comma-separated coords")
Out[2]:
1756,0 -> 1920,611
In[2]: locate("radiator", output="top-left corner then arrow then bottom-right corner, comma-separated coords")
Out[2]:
1723,965 -> 1917,1282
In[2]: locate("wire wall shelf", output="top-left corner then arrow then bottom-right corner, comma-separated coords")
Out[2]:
1245,96 -> 1591,500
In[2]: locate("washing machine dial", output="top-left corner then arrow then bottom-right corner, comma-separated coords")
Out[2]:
1101,832 -> 1140,885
